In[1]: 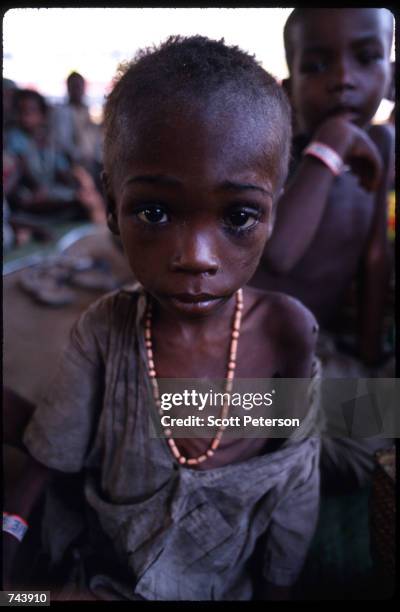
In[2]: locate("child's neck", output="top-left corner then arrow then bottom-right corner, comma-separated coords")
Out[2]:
152,294 -> 238,344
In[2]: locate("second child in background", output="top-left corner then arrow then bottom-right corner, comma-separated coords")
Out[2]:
251,8 -> 394,375
250,8 -> 395,493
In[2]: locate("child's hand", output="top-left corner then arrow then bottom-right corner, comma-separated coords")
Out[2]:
314,117 -> 382,192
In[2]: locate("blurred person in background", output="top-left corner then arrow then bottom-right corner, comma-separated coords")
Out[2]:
5,88 -> 106,224
51,71 -> 103,186
3,150 -> 54,250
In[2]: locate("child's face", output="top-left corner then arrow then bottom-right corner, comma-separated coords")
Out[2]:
288,9 -> 392,134
17,98 -> 45,133
111,105 -> 279,316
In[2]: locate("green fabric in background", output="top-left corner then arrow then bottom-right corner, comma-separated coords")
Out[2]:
294,485 -> 389,600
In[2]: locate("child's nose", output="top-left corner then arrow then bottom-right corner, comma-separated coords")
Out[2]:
171,228 -> 219,275
328,56 -> 356,91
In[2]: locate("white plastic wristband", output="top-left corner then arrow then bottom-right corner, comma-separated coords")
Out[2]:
303,141 -> 346,176
3,512 -> 28,542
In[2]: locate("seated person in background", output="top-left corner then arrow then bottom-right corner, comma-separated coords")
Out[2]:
5,88 -> 80,213
4,36 -> 320,601
5,88 -> 105,224
51,71 -> 103,185
250,8 -> 394,376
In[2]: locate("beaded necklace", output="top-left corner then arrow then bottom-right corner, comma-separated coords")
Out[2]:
144,288 -> 243,466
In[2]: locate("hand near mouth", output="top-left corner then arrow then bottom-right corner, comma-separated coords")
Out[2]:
327,104 -> 360,121
313,116 -> 382,192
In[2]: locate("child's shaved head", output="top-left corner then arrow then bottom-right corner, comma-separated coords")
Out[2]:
103,35 -> 291,194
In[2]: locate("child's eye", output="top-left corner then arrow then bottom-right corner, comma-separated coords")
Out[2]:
300,59 -> 327,75
224,207 -> 261,232
357,51 -> 382,65
136,205 -> 169,224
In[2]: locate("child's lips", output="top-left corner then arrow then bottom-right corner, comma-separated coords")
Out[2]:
171,293 -> 220,303
164,292 -> 227,314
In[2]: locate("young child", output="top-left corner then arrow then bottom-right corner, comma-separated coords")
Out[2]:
249,8 -> 395,493
250,8 -> 394,373
4,37 -> 320,601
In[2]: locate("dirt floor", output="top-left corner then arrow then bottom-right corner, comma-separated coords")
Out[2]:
3,227 -> 133,405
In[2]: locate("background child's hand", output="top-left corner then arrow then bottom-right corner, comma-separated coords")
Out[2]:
314,117 -> 382,193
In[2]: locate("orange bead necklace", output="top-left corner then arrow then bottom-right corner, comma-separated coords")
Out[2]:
144,288 -> 243,466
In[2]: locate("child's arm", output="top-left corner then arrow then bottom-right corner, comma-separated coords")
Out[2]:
3,298 -> 110,587
263,116 -> 382,274
3,445 -> 55,589
2,390 -> 53,586
357,125 -> 393,366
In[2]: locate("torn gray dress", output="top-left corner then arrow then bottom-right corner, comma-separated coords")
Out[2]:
23,286 -> 321,601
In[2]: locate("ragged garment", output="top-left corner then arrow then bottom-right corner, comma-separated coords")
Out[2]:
24,285 -> 321,601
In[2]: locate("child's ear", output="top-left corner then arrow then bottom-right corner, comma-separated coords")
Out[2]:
101,171 -> 120,235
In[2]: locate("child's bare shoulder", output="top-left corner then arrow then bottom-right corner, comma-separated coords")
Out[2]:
244,285 -> 318,348
244,286 -> 317,375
